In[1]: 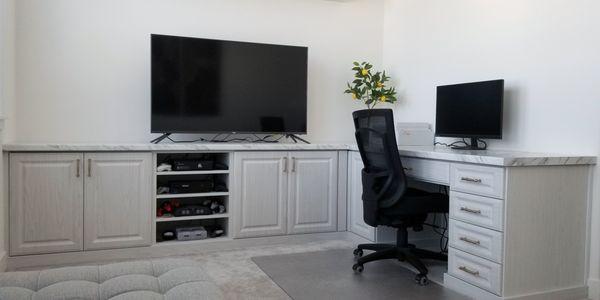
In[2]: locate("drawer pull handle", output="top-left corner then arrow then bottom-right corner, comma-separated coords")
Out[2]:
459,236 -> 481,245
76,159 -> 80,177
461,177 -> 482,183
460,207 -> 482,214
283,157 -> 288,173
403,167 -> 413,171
88,159 -> 92,177
459,266 -> 480,276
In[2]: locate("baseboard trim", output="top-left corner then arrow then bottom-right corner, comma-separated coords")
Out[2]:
7,231 -> 359,271
0,251 -> 7,272
589,278 -> 600,300
444,273 -> 588,300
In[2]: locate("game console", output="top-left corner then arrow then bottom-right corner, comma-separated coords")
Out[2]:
176,226 -> 208,241
172,159 -> 214,171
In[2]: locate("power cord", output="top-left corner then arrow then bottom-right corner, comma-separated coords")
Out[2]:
434,137 -> 488,150
166,134 -> 285,143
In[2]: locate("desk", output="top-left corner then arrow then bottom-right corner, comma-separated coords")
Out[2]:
347,146 -> 596,300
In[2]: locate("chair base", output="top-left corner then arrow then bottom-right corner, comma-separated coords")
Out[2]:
352,242 -> 447,286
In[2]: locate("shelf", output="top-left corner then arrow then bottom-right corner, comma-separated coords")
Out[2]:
156,192 -> 229,199
157,170 -> 229,176
155,236 -> 231,246
156,213 -> 229,222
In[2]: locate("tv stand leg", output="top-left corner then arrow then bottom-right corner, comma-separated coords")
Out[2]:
285,134 -> 310,144
150,133 -> 172,144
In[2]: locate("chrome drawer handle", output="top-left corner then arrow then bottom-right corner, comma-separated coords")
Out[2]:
403,167 -> 413,171
460,207 -> 482,214
461,177 -> 482,183
459,236 -> 481,245
459,266 -> 480,276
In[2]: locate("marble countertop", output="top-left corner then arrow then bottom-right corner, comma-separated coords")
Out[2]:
3,143 -> 596,167
2,142 -> 350,152
391,145 -> 597,167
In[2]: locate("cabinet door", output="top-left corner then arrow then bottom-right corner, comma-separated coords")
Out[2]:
84,153 -> 152,250
233,152 -> 288,238
10,153 -> 84,255
347,151 -> 375,240
288,151 -> 338,234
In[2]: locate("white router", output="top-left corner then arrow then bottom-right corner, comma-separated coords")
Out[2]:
396,122 -> 433,146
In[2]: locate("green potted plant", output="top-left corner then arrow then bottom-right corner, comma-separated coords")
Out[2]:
344,61 -> 397,109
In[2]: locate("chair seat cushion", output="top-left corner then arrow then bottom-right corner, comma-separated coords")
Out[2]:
379,188 -> 449,225
0,258 -> 224,300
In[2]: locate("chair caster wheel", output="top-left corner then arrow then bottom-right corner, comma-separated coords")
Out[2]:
353,249 -> 363,258
352,264 -> 364,273
415,274 -> 429,286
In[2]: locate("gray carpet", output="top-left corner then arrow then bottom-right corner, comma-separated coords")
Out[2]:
252,249 -> 469,300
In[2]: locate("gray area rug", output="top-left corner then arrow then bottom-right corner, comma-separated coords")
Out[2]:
252,249 -> 468,300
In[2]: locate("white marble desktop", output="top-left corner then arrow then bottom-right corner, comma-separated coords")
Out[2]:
2,143 -> 596,167
1,142 -> 349,152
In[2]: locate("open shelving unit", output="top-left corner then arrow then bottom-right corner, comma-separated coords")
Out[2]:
154,152 -> 231,244
156,213 -> 230,222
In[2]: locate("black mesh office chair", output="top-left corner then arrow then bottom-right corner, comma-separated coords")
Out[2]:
351,108 -> 449,285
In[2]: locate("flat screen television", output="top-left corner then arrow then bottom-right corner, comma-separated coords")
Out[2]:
435,79 -> 504,150
151,34 -> 308,135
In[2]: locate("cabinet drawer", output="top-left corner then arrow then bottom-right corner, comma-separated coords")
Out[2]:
450,163 -> 505,199
449,220 -> 503,263
401,157 -> 450,185
450,191 -> 504,231
448,248 -> 502,295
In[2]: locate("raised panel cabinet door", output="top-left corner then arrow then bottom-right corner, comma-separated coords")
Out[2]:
233,152 -> 288,238
10,153 -> 84,256
347,151 -> 375,241
287,151 -> 338,234
83,153 -> 152,250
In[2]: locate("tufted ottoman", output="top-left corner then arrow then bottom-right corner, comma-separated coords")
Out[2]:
0,258 -> 223,300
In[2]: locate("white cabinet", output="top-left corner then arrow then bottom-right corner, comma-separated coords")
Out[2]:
233,152 -> 288,238
347,151 -> 374,240
10,153 -> 84,256
346,151 -> 400,243
288,152 -> 338,234
84,153 -> 152,250
9,152 -> 153,255
233,151 -> 339,238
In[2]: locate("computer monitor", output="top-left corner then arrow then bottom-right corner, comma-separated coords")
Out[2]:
435,79 -> 504,150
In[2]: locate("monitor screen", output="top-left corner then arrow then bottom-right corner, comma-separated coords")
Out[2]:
435,80 -> 504,139
151,34 -> 308,134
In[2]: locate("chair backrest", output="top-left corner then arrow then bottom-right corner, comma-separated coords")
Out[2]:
352,109 -> 408,226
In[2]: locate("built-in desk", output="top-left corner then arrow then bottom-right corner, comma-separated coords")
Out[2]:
2,143 -> 596,299
347,146 -> 596,300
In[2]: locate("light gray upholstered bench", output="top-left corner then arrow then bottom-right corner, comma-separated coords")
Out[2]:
0,258 -> 223,300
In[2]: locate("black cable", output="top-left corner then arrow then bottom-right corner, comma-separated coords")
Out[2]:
166,136 -> 209,143
434,138 -> 469,148
164,133 -> 286,144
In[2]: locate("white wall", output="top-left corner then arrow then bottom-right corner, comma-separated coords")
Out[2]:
1,0 -> 15,141
13,0 -> 384,143
0,0 -> 15,269
382,0 -> 600,297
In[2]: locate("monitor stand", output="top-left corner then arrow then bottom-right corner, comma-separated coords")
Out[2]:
285,134 -> 310,144
150,133 -> 171,144
450,137 -> 487,150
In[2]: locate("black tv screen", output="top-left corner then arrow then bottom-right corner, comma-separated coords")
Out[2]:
435,79 -> 504,139
151,34 -> 308,134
